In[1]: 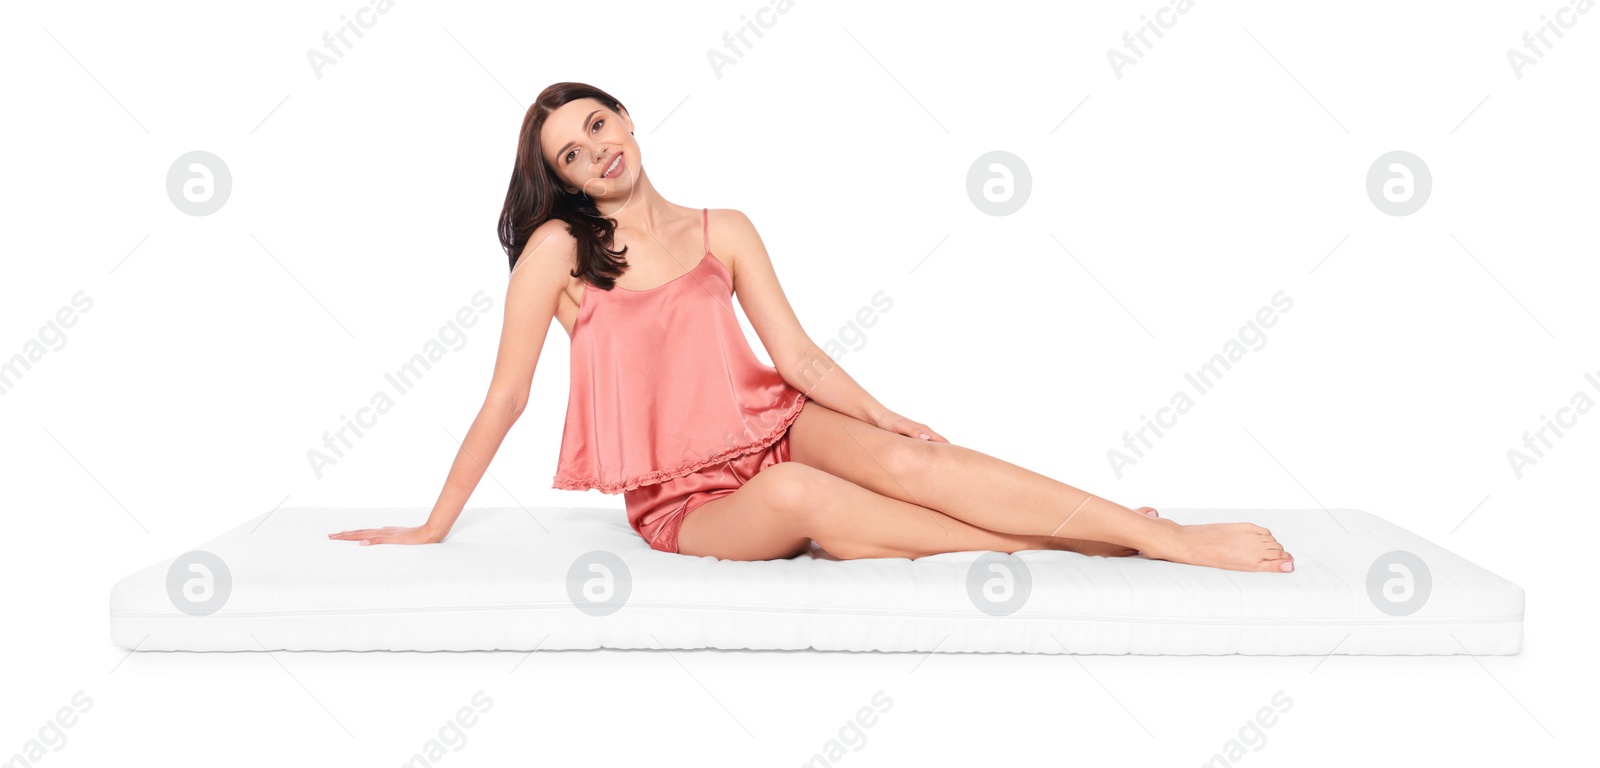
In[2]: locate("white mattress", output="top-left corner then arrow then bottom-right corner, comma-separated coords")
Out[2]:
109,506 -> 1523,655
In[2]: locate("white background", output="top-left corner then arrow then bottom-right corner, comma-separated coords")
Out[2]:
2,0 -> 1594,764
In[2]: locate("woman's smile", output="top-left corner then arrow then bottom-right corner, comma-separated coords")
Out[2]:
600,151 -> 625,179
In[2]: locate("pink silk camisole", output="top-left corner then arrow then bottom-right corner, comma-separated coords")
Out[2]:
551,208 -> 808,494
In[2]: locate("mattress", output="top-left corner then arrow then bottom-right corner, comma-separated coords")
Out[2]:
108,506 -> 1524,654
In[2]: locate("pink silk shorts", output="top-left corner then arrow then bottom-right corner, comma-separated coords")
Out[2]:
623,429 -> 794,554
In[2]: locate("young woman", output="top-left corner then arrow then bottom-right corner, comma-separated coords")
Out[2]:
330,82 -> 1295,573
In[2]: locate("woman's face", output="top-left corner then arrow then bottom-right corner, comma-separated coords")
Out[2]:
541,99 -> 637,200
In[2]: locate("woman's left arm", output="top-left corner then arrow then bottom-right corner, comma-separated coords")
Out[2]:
722,209 -> 950,444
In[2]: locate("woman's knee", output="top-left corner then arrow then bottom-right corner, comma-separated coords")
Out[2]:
880,432 -> 942,485
748,462 -> 833,530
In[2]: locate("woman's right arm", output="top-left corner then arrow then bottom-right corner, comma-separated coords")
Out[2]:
328,223 -> 575,546
419,225 -> 575,539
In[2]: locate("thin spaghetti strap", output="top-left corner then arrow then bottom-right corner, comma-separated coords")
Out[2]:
702,207 -> 710,255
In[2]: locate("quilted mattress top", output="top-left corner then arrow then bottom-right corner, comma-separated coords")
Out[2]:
109,506 -> 1524,655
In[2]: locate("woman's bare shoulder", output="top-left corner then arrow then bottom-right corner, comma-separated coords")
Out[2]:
528,217 -> 580,257
509,219 -> 581,310
514,218 -> 580,277
706,208 -> 759,268
707,207 -> 755,232
710,208 -> 794,293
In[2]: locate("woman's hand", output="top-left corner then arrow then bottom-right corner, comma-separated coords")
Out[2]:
327,523 -> 447,546
873,410 -> 950,443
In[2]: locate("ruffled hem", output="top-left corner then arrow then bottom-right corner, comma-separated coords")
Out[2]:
551,391 -> 809,494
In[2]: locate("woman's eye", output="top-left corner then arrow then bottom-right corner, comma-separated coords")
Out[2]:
562,120 -> 605,164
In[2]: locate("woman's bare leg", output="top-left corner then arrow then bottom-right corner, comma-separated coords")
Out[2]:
784,401 -> 1294,573
677,462 -> 1121,561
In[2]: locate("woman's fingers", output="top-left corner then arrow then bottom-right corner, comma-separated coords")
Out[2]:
329,523 -> 445,545
909,420 -> 948,443
330,525 -> 440,545
328,526 -> 398,539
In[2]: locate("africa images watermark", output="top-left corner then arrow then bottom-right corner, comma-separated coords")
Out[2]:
1200,690 -> 1294,768
306,0 -> 400,80
801,690 -> 894,768
1505,0 -> 1593,80
400,690 -> 494,768
705,0 -> 800,79
3,691 -> 93,768
306,291 -> 495,478
688,289 -> 895,460
0,291 -> 93,398
1107,290 -> 1295,479
1504,366 -> 1600,479
1105,0 -> 1201,80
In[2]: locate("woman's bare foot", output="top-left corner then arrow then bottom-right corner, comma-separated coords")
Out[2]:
1144,521 -> 1296,573
1025,508 -> 1292,571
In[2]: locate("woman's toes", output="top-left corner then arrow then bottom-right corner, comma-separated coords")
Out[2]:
1134,506 -> 1159,519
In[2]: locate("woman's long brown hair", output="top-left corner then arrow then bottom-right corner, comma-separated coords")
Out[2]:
497,82 -> 631,288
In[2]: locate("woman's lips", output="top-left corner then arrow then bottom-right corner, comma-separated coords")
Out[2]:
601,152 -> 625,179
